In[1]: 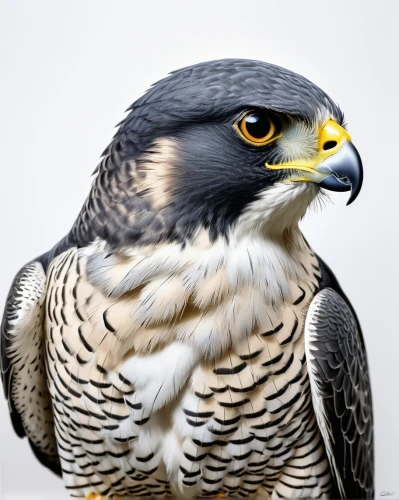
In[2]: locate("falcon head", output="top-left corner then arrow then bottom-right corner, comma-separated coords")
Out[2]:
97,59 -> 362,247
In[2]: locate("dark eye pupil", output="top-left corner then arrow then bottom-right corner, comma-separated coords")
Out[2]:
246,112 -> 271,138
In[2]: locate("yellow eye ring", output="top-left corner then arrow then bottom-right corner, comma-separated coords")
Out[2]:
234,110 -> 281,146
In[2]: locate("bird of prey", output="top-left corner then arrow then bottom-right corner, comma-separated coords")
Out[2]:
1,59 -> 373,499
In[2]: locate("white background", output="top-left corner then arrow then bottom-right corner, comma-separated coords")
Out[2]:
1,0 -> 398,498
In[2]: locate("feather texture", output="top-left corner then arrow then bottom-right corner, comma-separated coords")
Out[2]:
41,226 -> 334,498
305,288 -> 374,499
0,262 -> 60,475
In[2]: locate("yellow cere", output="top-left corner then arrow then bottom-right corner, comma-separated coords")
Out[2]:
266,120 -> 352,176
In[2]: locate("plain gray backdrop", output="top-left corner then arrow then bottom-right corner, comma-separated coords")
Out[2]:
1,0 -> 398,498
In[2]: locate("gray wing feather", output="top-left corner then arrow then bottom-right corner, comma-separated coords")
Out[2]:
305,287 -> 374,499
1,261 -> 60,475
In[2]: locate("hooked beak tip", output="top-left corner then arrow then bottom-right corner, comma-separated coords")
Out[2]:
317,140 -> 363,206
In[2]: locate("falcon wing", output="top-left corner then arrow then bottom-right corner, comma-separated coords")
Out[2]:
1,261 -> 61,476
304,258 -> 374,499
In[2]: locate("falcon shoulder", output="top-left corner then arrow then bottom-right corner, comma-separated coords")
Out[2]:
1,261 -> 61,476
305,256 -> 374,499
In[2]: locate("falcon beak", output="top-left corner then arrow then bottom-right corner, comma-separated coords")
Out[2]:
266,120 -> 363,205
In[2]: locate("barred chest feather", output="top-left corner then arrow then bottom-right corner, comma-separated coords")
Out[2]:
45,228 -> 332,498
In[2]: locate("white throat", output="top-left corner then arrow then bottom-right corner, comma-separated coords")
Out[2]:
232,181 -> 318,239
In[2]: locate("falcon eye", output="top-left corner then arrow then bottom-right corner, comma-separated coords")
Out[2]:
235,110 -> 280,146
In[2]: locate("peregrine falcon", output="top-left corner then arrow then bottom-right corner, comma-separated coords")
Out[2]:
1,59 -> 373,499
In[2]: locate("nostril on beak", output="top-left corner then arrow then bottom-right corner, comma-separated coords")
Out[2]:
323,140 -> 338,151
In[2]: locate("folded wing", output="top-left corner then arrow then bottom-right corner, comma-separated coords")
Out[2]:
1,261 -> 60,475
305,285 -> 374,499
